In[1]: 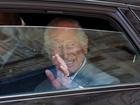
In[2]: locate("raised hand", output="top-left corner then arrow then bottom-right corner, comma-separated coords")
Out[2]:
45,54 -> 71,89
52,54 -> 69,77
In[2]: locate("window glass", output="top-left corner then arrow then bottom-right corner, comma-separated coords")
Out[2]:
0,26 -> 139,96
133,10 -> 140,18
121,9 -> 140,38
131,10 -> 140,35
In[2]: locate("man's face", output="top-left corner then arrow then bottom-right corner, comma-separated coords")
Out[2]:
49,28 -> 87,74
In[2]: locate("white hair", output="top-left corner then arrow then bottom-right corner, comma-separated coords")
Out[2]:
44,18 -> 88,56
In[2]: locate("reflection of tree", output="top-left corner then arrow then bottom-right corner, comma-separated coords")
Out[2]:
0,27 -> 44,59
0,28 -> 18,64
0,27 -> 49,79
18,27 -> 44,53
86,30 -> 140,84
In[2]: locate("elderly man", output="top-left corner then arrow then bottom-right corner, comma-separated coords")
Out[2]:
35,18 -> 120,91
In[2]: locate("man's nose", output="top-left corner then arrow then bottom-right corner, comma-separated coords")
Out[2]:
62,47 -> 69,59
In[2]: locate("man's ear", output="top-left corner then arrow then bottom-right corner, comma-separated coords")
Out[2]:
84,38 -> 88,55
83,42 -> 88,55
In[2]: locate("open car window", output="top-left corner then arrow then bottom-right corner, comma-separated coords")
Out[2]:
0,26 -> 139,96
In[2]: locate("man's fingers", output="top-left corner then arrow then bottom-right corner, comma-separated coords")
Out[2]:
56,54 -> 67,68
52,56 -> 57,66
60,65 -> 69,77
45,70 -> 62,89
52,79 -> 62,89
45,70 -> 55,81
55,54 -> 69,76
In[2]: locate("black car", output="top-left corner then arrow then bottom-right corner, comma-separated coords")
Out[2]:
0,0 -> 140,105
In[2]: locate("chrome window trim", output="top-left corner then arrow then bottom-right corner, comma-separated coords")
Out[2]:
1,83 -> 140,103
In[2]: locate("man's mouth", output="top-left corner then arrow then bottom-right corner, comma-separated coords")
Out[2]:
66,60 -> 74,67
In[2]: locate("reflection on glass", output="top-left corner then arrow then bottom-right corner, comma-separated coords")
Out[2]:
0,26 -> 139,97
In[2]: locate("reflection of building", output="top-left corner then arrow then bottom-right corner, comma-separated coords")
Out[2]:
0,27 -> 49,79
87,31 -> 140,83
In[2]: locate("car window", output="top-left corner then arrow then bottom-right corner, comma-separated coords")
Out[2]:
131,9 -> 140,37
0,26 -> 139,96
120,9 -> 140,38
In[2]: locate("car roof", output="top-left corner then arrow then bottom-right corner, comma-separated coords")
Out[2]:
98,0 -> 140,6
0,0 -> 139,8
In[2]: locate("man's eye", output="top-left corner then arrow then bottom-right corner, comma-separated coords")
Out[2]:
68,43 -> 78,48
71,43 -> 74,46
53,46 -> 60,49
55,46 -> 61,50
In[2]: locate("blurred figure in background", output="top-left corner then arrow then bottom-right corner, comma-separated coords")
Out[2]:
0,13 -> 25,25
